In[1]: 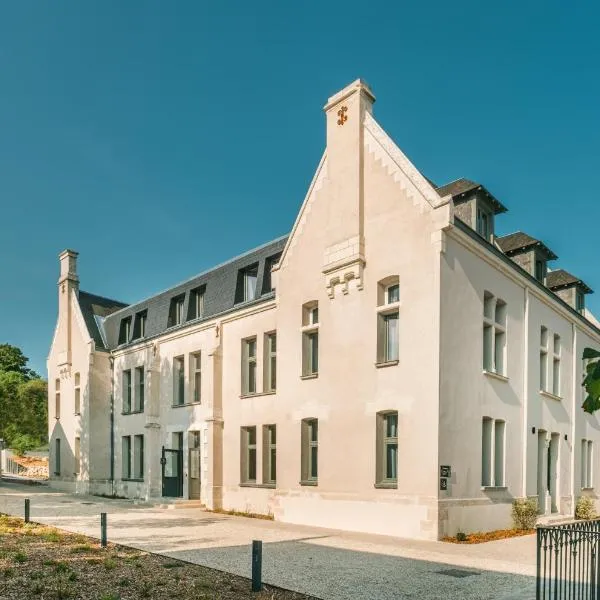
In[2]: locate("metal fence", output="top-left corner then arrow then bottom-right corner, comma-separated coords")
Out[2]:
537,519 -> 600,599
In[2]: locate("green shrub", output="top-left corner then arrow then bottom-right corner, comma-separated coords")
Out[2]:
512,498 -> 538,530
10,434 -> 40,457
455,531 -> 467,542
576,496 -> 597,520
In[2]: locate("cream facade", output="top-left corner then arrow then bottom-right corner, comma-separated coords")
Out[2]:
48,80 -> 600,540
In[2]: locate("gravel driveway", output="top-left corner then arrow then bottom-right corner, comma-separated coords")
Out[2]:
0,480 -> 536,600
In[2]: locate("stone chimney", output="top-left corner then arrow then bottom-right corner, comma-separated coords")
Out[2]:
321,80 -> 375,297
56,249 -> 79,368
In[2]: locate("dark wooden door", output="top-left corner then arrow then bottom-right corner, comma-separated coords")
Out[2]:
161,446 -> 183,498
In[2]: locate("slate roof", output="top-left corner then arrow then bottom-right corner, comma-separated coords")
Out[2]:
435,178 -> 508,214
496,231 -> 558,260
77,291 -> 128,350
100,235 -> 288,349
546,269 -> 593,293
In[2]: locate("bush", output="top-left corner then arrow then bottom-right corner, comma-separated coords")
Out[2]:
512,498 -> 538,530
10,434 -> 40,456
455,531 -> 467,542
575,496 -> 597,520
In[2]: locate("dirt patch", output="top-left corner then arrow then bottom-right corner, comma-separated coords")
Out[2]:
442,528 -> 535,544
0,514 -> 316,599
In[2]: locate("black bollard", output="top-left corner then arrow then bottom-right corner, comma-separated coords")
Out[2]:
100,512 -> 107,548
251,540 -> 262,592
24,498 -> 30,523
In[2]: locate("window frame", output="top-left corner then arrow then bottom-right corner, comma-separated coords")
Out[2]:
74,372 -> 81,415
190,351 -> 202,404
376,278 -> 400,365
122,369 -> 132,414
122,436 -> 132,480
264,332 -> 277,393
582,439 -> 594,490
301,302 -> 319,378
172,356 -> 185,406
133,434 -> 144,480
482,292 -> 507,377
481,416 -> 506,488
241,337 -> 258,396
375,411 -> 398,488
301,418 -> 319,485
74,436 -> 80,475
54,438 -> 61,476
240,426 -> 257,484
134,366 -> 145,412
262,425 -> 277,486
552,333 -> 561,397
55,378 -> 61,420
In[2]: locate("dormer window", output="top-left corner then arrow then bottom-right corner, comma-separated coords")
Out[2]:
476,208 -> 491,240
168,295 -> 185,328
118,317 -> 132,345
187,286 -> 205,321
235,263 -> 259,304
535,259 -> 546,283
577,290 -> 585,313
132,310 -> 147,340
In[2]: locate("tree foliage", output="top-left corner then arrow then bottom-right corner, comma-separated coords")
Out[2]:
582,347 -> 600,414
0,344 -> 46,449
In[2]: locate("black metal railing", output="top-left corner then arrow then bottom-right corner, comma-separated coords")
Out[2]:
538,519 -> 600,599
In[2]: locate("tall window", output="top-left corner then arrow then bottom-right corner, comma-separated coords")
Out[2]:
242,338 -> 257,395
173,356 -> 185,405
133,310 -> 147,339
481,417 -> 506,487
540,326 -> 548,392
535,259 -> 546,283
263,425 -> 276,485
582,439 -> 594,489
168,295 -> 185,327
264,333 -> 277,392
135,366 -> 145,411
74,373 -> 80,415
476,207 -> 491,240
134,435 -> 144,479
74,436 -> 80,475
122,436 -> 131,479
377,278 -> 400,364
55,379 -> 61,419
483,292 -> 507,376
552,334 -> 561,397
118,317 -> 132,344
302,302 -> 319,377
54,438 -> 61,476
191,352 -> 201,403
301,419 -> 318,484
122,370 -> 132,413
241,426 -> 257,484
576,290 -> 585,313
376,412 -> 398,486
188,286 -> 205,321
243,266 -> 258,302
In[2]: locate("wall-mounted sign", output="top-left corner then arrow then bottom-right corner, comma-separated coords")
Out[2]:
440,478 -> 448,491
440,465 -> 451,478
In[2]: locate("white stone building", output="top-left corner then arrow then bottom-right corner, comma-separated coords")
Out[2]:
48,79 -> 600,540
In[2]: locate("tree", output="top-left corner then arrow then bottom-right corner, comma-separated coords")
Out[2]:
0,344 -> 39,380
583,348 -> 600,414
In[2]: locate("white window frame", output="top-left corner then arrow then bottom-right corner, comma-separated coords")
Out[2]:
483,292 -> 507,377
301,302 -> 319,377
481,417 -> 506,488
264,332 -> 277,393
190,351 -> 201,403
242,338 -> 257,395
377,279 -> 400,364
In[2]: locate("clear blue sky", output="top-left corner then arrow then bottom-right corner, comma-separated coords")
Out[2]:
0,2 -> 598,375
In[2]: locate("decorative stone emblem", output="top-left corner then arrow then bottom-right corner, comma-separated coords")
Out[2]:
337,106 -> 348,126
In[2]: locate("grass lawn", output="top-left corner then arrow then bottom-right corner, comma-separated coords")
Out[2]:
0,514 -> 315,599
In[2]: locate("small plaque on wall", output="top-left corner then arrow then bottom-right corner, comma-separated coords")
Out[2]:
440,465 -> 451,478
440,478 -> 448,491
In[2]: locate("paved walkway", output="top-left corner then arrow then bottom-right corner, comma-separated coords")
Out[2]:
0,480 -> 535,599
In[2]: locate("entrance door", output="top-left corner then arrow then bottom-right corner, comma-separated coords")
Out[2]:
188,431 -> 201,500
161,446 -> 183,498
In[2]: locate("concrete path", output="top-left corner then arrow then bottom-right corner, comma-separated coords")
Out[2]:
0,480 -> 536,600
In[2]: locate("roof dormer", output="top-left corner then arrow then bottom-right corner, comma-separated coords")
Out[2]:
546,269 -> 593,314
496,231 -> 558,284
436,178 -> 507,243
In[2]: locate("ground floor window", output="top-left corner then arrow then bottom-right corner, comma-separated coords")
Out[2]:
481,417 -> 505,487
582,439 -> 594,489
376,411 -> 398,487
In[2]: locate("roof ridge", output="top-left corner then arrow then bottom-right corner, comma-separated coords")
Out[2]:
106,233 -> 289,319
